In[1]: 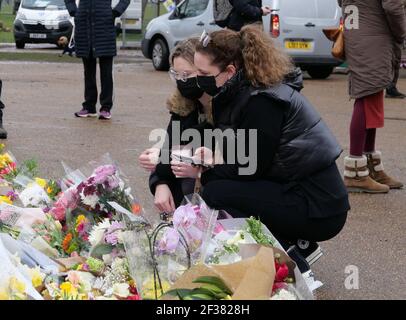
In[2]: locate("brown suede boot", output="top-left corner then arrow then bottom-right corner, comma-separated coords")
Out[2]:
365,151 -> 403,189
344,156 -> 390,193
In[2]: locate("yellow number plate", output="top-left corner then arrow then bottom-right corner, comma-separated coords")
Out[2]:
285,41 -> 312,50
124,19 -> 138,25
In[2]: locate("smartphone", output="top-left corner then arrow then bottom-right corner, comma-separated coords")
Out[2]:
171,153 -> 213,168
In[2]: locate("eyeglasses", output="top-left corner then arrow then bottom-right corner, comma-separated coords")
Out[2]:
200,30 -> 211,47
168,69 -> 193,82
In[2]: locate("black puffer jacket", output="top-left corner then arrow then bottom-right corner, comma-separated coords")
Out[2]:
228,0 -> 263,31
64,0 -> 130,57
205,70 -> 342,182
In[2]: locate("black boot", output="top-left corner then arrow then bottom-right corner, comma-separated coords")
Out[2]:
386,86 -> 406,99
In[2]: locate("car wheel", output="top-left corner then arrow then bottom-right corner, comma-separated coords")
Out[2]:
15,41 -> 25,49
151,38 -> 169,71
307,66 -> 334,79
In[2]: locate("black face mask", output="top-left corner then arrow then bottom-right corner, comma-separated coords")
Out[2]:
176,77 -> 204,100
197,75 -> 221,97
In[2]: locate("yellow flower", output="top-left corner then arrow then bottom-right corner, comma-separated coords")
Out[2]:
60,281 -> 79,299
60,282 -> 74,293
76,215 -> 87,226
141,278 -> 171,300
35,178 -> 48,189
9,277 -> 26,295
0,288 -> 9,300
47,187 -> 53,194
28,267 -> 45,288
0,196 -> 12,205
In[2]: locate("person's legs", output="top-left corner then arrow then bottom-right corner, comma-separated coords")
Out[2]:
386,43 -> 405,99
0,79 -> 7,139
202,179 -> 347,272
78,53 -> 98,116
99,56 -> 114,116
202,180 -> 345,242
344,99 -> 389,193
349,99 -> 367,157
364,129 -> 376,153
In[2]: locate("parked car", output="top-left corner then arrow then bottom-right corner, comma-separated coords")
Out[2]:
142,0 -> 342,79
264,0 -> 343,79
13,0 -> 73,49
142,0 -> 219,71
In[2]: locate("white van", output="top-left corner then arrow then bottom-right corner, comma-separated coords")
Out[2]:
263,0 -> 343,79
112,0 -> 143,33
142,0 -> 342,79
13,0 -> 72,49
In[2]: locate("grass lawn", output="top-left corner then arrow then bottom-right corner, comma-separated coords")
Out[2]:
0,51 -> 80,63
0,4 -> 15,43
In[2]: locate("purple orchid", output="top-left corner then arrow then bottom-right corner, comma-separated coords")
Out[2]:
157,228 -> 180,254
173,204 -> 197,230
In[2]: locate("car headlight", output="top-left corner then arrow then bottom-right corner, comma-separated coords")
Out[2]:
56,14 -> 70,21
16,12 -> 27,20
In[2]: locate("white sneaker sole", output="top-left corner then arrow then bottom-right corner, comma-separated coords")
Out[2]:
76,113 -> 97,118
306,247 -> 323,265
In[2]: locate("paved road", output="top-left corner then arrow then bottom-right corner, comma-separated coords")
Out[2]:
1,58 -> 405,300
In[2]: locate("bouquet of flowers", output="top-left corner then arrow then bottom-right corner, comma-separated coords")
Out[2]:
122,194 -> 218,300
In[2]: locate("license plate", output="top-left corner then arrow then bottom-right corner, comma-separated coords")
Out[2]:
285,41 -> 312,50
123,19 -> 137,24
29,33 -> 46,39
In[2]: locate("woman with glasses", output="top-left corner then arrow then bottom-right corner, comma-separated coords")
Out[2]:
138,38 -> 213,214
188,25 -> 350,273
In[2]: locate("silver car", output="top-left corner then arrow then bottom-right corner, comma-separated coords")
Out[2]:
142,0 -> 342,79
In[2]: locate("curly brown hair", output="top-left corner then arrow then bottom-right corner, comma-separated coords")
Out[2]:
170,37 -> 200,67
195,25 -> 293,87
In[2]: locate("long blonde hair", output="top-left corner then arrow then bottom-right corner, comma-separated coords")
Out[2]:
195,25 -> 293,87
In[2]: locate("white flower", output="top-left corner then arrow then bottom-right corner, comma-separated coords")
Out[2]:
89,219 -> 111,246
270,289 -> 297,300
226,231 -> 246,246
81,194 -> 100,209
112,283 -> 130,298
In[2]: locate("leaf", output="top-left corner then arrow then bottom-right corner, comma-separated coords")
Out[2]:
89,243 -> 114,259
192,276 -> 232,295
165,289 -> 193,300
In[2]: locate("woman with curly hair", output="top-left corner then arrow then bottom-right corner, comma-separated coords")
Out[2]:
188,25 -> 350,272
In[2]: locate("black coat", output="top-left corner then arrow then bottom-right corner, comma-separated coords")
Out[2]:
228,0 -> 263,31
64,0 -> 130,57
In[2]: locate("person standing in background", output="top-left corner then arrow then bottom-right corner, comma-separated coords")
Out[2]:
227,0 -> 272,31
64,0 -> 130,120
339,0 -> 406,193
0,80 -> 7,139
386,0 -> 406,98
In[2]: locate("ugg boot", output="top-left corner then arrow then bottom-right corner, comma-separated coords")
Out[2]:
344,156 -> 389,193
365,151 -> 403,189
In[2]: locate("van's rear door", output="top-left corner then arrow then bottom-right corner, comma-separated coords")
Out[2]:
270,0 -> 341,58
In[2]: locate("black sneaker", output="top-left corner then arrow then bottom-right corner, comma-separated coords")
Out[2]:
296,240 -> 323,266
286,246 -> 311,273
386,87 -> 406,99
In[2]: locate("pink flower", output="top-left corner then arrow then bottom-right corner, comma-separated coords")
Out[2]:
93,165 -> 117,184
173,204 -> 197,230
158,228 -> 180,254
50,202 -> 66,221
0,209 -> 13,221
105,232 -> 119,246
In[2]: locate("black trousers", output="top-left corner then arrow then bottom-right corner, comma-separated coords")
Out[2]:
202,179 -> 347,243
389,43 -> 403,89
82,53 -> 114,112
